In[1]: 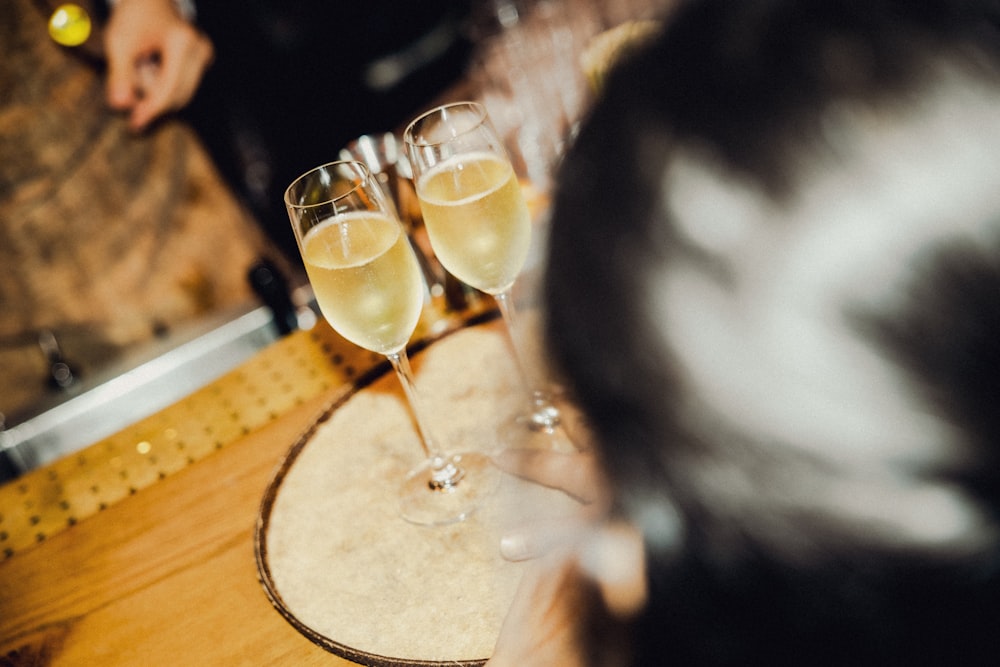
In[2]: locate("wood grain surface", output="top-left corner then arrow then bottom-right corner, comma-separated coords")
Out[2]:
0,386 -> 351,665
0,307 -> 493,666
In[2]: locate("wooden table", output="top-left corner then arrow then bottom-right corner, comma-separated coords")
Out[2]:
0,300 -> 493,666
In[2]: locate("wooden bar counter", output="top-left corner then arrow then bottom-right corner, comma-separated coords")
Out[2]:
0,309 -> 455,666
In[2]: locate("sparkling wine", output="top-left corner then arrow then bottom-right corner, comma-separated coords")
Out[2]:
302,212 -> 423,355
416,152 -> 531,294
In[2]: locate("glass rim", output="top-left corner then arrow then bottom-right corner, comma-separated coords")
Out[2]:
284,160 -> 372,211
403,101 -> 488,148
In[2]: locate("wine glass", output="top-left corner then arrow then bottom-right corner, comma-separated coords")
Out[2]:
285,160 -> 497,525
403,101 -> 563,447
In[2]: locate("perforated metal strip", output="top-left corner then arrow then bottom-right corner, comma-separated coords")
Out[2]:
0,321 -> 380,560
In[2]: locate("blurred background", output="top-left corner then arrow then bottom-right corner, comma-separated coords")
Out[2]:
1,0 -> 673,479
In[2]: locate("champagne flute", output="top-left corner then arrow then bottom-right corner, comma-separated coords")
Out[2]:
403,102 -> 562,446
285,160 -> 497,525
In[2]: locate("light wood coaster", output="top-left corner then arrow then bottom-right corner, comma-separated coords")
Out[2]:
255,316 -> 580,666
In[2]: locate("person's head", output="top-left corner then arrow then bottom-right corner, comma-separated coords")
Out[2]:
544,0 -> 1000,663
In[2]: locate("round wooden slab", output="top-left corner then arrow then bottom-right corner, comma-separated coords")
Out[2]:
255,318 -> 579,666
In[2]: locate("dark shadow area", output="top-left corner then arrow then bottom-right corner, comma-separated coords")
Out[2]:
181,0 -> 477,263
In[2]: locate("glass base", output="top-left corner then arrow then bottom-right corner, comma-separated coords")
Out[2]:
398,452 -> 500,526
498,412 -> 576,452
497,390 -> 577,452
525,390 -> 561,431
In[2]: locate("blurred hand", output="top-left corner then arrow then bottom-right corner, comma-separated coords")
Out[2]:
104,0 -> 213,131
486,448 -> 604,667
491,447 -> 608,507
491,447 -> 609,567
485,546 -> 592,667
487,448 -> 644,666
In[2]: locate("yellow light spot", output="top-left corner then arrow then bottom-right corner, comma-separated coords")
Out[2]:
48,4 -> 92,47
109,457 -> 123,469
163,428 -> 178,441
136,441 -> 152,455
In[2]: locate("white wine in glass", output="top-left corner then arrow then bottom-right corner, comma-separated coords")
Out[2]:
415,151 -> 531,295
404,102 -> 562,443
286,160 -> 497,525
302,210 -> 424,355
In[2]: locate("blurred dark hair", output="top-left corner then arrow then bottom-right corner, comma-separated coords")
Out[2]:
544,0 -> 1000,664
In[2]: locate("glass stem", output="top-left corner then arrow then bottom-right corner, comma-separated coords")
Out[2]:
386,350 -> 462,488
493,290 -> 561,431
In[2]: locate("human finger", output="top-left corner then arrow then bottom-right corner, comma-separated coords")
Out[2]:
499,513 -> 595,562
129,29 -> 212,130
491,447 -> 607,505
103,31 -> 141,111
